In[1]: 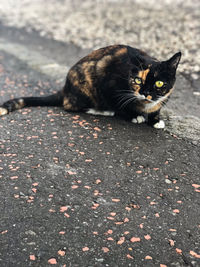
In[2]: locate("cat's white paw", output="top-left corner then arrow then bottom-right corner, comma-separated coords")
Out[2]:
153,120 -> 165,129
132,116 -> 145,124
0,107 -> 8,116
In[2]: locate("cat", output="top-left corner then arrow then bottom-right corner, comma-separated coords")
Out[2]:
0,45 -> 181,129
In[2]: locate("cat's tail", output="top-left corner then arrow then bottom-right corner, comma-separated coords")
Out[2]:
0,91 -> 64,116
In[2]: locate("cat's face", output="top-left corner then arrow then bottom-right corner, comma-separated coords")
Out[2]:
129,52 -> 181,104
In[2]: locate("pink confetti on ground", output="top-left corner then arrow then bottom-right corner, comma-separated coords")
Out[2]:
190,250 -> 200,258
102,247 -> 109,253
139,223 -> 144,229
106,229 -> 113,235
32,182 -> 38,186
130,237 -> 141,243
71,185 -> 79,189
32,188 -> 37,193
93,231 -> 98,235
95,179 -> 101,184
64,213 -> 70,218
117,236 -> 125,245
58,250 -> 66,256
127,254 -> 134,259
84,186 -> 91,189
94,127 -> 101,132
60,206 -> 68,212
192,184 -> 200,188
48,258 -> 57,264
112,198 -> 120,202
150,201 -> 157,205
144,234 -> 151,240
160,265 -> 167,267
124,231 -> 130,235
145,255 -> 153,260
29,254 -> 36,261
82,247 -> 89,252
85,159 -> 93,162
67,170 -> 76,175
176,248 -> 182,254
173,209 -> 180,214
107,237 -> 114,241
115,222 -> 123,225
59,231 -> 66,235
169,239 -> 175,247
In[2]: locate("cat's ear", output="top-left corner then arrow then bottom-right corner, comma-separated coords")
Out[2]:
166,52 -> 181,70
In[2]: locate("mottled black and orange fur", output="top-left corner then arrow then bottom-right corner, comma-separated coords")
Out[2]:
0,45 -> 181,128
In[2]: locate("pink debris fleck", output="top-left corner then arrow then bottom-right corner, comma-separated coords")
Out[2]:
144,234 -> 151,240
169,239 -> 175,247
139,223 -> 144,229
48,258 -> 57,264
94,127 -> 101,132
67,170 -> 76,175
32,188 -> 37,193
192,184 -> 200,188
82,247 -> 89,252
60,206 -> 68,212
173,209 -> 180,214
102,247 -> 109,253
145,255 -> 152,260
176,248 -> 182,254
59,231 -> 66,235
112,198 -> 120,202
29,254 -> 36,261
58,250 -> 65,256
106,229 -> 113,235
117,236 -> 125,245
93,231 -> 98,235
127,254 -> 134,259
85,159 -> 93,162
95,179 -> 101,184
190,250 -> 200,258
71,185 -> 79,189
124,231 -> 130,235
130,237 -> 141,243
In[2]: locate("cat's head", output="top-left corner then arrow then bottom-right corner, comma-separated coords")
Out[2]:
129,52 -> 181,104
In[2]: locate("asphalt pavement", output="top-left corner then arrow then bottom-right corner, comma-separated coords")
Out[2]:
0,3 -> 200,267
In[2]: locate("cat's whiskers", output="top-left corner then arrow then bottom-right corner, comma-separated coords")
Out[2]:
118,95 -> 138,110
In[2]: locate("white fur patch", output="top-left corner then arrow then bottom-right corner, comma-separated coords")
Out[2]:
0,107 -> 8,116
132,115 -> 146,124
153,120 -> 165,129
86,109 -> 115,116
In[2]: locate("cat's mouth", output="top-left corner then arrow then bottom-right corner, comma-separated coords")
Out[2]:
135,94 -> 153,103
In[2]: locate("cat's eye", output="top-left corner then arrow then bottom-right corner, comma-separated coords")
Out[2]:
155,81 -> 164,88
134,77 -> 142,85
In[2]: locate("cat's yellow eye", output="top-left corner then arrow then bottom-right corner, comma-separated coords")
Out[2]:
155,81 -> 164,88
134,77 -> 142,85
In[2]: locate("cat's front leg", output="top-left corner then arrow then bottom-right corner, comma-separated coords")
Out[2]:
147,111 -> 165,129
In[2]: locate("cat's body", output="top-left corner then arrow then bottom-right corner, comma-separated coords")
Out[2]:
0,45 -> 181,128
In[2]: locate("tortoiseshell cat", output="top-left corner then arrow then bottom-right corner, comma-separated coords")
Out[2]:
0,45 -> 181,128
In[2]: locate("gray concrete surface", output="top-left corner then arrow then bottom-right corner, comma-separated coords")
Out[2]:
0,1 -> 200,266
